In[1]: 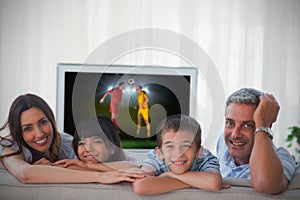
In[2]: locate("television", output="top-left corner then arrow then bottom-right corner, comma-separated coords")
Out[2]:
56,63 -> 198,150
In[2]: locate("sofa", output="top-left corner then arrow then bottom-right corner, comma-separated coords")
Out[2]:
1,161 -> 300,200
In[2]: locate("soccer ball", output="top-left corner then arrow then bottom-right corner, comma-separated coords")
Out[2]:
128,79 -> 135,85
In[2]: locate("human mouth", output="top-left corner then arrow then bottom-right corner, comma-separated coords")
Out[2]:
230,140 -> 247,147
83,154 -> 97,161
171,161 -> 187,165
34,137 -> 48,146
84,155 -> 94,158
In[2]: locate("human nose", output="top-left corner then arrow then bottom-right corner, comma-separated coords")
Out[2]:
231,126 -> 242,139
35,127 -> 44,138
85,141 -> 94,152
173,146 -> 184,159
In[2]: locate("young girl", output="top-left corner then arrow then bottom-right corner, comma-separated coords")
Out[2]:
0,93 -> 145,184
54,115 -> 137,171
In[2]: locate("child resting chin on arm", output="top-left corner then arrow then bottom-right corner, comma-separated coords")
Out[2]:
133,114 -> 229,195
53,115 -> 139,172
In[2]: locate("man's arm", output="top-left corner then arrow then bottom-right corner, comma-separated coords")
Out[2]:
250,93 -> 288,194
100,89 -> 112,103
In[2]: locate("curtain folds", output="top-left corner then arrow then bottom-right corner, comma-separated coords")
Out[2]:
0,0 -> 299,152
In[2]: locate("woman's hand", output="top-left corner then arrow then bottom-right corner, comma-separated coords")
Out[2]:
123,167 -> 147,174
98,170 -> 147,184
32,158 -> 52,165
52,159 -> 87,168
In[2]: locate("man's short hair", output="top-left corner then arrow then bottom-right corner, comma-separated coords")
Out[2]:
226,88 -> 264,108
119,82 -> 125,87
156,114 -> 202,151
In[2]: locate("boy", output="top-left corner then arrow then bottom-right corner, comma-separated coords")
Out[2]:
133,114 -> 223,195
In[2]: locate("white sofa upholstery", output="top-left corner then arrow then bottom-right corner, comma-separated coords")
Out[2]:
1,161 -> 299,200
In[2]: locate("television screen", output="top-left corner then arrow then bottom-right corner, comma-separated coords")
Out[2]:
57,64 -> 197,149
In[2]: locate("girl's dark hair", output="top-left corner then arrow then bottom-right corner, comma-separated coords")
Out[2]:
156,114 -> 202,150
0,94 -> 61,163
72,115 -> 125,162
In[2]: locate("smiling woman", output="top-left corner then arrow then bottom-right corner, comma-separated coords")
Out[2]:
0,94 -> 64,163
0,93 -> 146,184
21,107 -> 54,157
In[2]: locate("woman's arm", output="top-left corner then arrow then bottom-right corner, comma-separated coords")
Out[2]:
53,159 -> 137,172
86,161 -> 138,171
1,152 -> 145,184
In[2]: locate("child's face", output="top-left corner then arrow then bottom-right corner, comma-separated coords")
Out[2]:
77,136 -> 114,163
156,129 -> 200,175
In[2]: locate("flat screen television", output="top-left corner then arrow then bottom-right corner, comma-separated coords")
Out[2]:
56,63 -> 198,150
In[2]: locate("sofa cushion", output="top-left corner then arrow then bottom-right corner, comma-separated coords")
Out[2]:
288,168 -> 300,190
222,168 -> 300,190
0,160 -> 5,170
1,160 -> 299,200
223,177 -> 252,187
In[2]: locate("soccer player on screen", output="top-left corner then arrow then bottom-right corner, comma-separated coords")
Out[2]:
135,85 -> 150,137
100,82 -> 125,128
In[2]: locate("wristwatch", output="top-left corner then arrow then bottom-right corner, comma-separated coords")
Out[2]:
254,127 -> 273,140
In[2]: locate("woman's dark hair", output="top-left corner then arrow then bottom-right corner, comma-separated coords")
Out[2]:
72,115 -> 125,162
0,94 -> 61,163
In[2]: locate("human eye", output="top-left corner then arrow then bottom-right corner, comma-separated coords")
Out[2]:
183,144 -> 192,148
78,141 -> 86,146
40,118 -> 49,126
242,122 -> 255,129
181,143 -> 192,151
23,126 -> 32,132
93,139 -> 103,144
165,144 -> 174,149
225,120 -> 234,128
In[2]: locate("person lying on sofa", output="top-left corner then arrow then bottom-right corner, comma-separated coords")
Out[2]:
216,88 -> 298,194
0,94 -> 146,184
132,114 -> 226,195
53,115 -> 138,171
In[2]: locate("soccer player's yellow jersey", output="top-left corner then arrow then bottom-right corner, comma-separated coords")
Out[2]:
137,91 -> 148,109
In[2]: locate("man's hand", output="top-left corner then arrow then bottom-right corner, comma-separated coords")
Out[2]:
100,98 -> 104,104
253,93 -> 280,128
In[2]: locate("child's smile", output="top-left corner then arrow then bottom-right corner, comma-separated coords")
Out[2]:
157,129 -> 199,175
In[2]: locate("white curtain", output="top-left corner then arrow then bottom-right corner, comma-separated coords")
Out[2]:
0,0 -> 299,155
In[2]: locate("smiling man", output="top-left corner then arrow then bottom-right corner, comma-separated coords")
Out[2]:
216,88 -> 297,194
